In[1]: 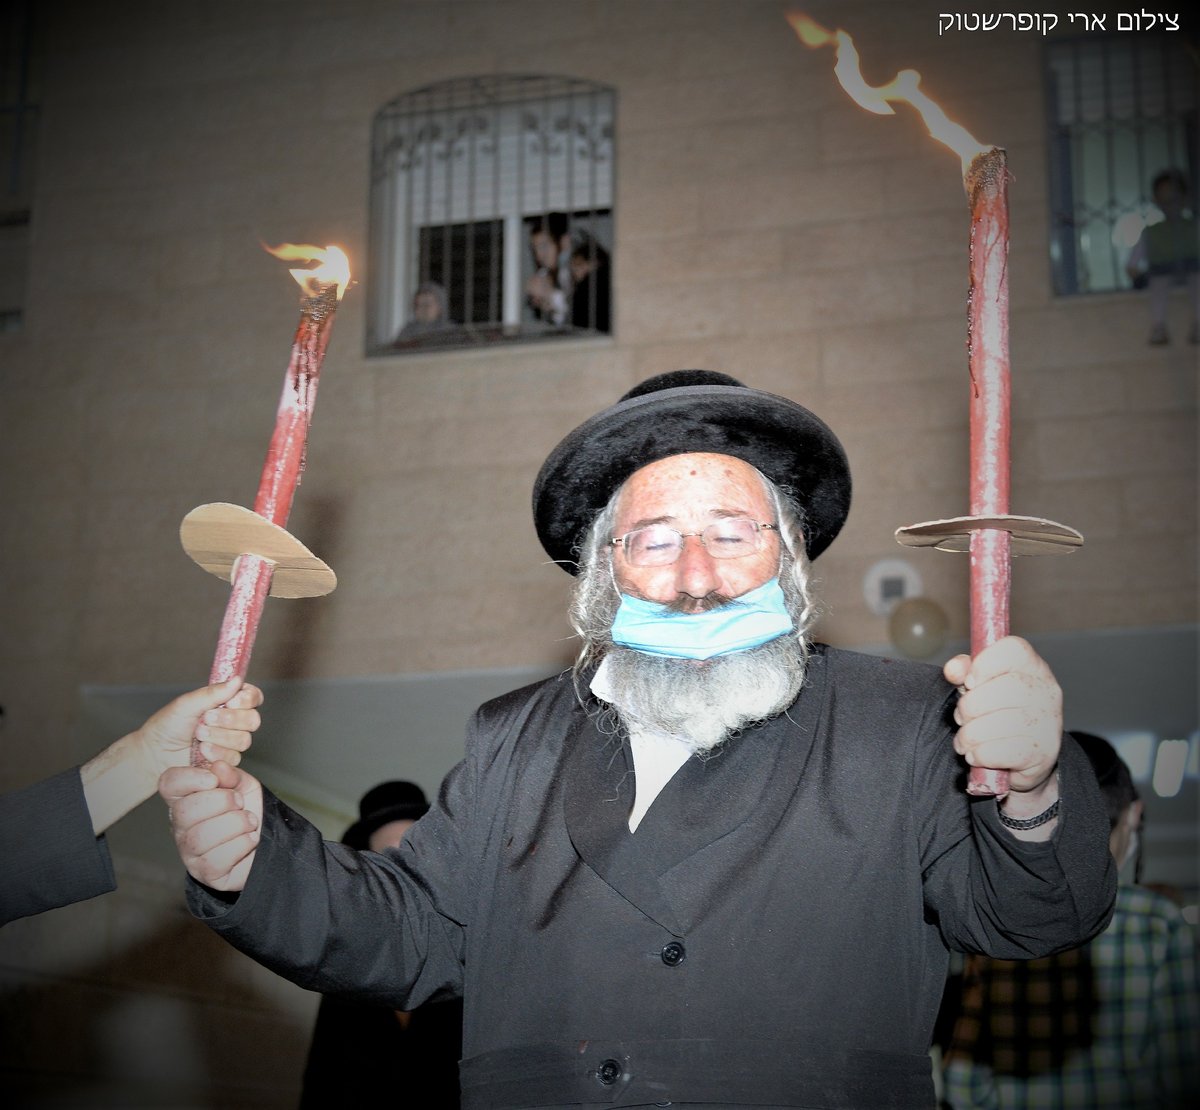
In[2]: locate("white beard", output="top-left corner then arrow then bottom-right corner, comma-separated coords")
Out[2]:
598,633 -> 807,754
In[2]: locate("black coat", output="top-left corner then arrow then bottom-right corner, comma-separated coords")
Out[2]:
299,992 -> 462,1108
189,646 -> 1116,1108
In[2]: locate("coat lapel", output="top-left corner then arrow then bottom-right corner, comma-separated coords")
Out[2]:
562,708 -> 685,935
561,649 -> 829,935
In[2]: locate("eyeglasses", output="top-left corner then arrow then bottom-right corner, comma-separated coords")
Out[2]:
610,519 -> 779,567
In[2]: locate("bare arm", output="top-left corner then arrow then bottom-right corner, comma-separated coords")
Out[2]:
82,677 -> 261,835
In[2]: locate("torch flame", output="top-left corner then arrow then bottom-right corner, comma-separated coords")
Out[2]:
263,242 -> 351,300
787,12 -> 992,170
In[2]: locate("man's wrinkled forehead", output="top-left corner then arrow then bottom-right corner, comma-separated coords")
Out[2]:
614,452 -> 775,524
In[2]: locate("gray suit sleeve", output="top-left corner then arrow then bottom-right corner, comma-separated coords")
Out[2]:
0,768 -> 116,926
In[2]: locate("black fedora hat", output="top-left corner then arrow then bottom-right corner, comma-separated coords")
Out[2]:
342,780 -> 430,849
532,370 -> 852,573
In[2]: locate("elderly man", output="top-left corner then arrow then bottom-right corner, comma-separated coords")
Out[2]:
162,371 -> 1116,1109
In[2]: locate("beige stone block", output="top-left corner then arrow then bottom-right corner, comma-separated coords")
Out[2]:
855,423 -> 970,496
815,104 -> 919,169
629,338 -> 772,380
620,128 -> 703,189
618,276 -> 752,343
784,209 -> 967,271
1022,364 -> 1127,418
1005,239 -> 1055,310
822,315 -> 964,385
671,14 -> 826,77
826,375 -> 964,434
1036,413 -> 1195,481
882,157 -> 970,216
623,230 -> 785,287
1121,360 -> 1200,414
701,118 -> 825,178
1119,473 -> 1198,535
702,168 -> 886,232
620,181 -> 703,239
1013,299 -> 1155,369
736,271 -> 831,335
621,67 -> 806,134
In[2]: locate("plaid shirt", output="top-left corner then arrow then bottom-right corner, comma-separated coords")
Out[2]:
944,885 -> 1199,1109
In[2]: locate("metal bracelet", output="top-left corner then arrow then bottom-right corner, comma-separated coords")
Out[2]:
996,796 -> 1060,830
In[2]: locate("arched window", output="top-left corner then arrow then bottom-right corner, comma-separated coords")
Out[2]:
368,75 -> 615,355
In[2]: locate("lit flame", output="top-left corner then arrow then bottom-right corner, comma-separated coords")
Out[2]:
263,242 -> 351,300
787,12 -> 992,170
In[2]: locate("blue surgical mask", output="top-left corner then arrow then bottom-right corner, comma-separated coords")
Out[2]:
610,577 -> 793,661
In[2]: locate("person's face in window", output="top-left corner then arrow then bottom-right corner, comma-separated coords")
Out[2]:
412,290 -> 442,323
570,254 -> 593,284
530,230 -> 562,271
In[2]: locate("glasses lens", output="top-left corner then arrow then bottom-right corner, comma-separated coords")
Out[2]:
620,520 -> 764,566
703,519 -> 760,558
624,525 -> 683,567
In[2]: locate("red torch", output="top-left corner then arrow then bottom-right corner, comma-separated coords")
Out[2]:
180,243 -> 350,765
788,14 -> 1082,795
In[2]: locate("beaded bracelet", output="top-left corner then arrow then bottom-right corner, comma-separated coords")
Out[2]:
996,797 -> 1060,830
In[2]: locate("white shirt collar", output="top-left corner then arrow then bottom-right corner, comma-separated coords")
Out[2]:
591,657 -> 693,832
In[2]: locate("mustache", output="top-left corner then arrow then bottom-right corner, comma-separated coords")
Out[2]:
662,591 -> 736,614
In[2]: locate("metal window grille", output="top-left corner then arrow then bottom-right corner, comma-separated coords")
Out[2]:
1045,34 -> 1198,296
368,75 -> 615,355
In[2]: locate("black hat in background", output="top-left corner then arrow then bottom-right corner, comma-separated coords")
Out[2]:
532,369 -> 852,574
342,780 -> 430,849
1070,730 -> 1139,828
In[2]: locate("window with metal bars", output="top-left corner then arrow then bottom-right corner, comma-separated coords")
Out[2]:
1045,34 -> 1198,297
368,75 -> 615,355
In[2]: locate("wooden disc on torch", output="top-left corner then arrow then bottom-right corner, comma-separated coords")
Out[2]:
895,514 -> 1083,556
180,502 -> 337,598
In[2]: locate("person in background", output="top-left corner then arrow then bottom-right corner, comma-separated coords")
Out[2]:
568,234 -> 611,333
942,730 -> 1199,1109
1125,168 -> 1200,346
0,676 -> 261,926
524,212 -> 573,327
299,780 -> 462,1108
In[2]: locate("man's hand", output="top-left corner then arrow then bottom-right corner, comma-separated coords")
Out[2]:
525,270 -> 565,321
943,636 -> 1062,803
81,677 -> 262,835
160,761 -> 263,892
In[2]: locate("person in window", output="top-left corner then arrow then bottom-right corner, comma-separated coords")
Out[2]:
1125,168 -> 1199,346
394,281 -> 463,345
160,370 -> 1116,1109
524,212 -> 573,327
568,234 -> 611,333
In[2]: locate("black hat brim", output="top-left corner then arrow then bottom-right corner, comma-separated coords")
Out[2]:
343,802 -> 429,850
533,381 -> 851,573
